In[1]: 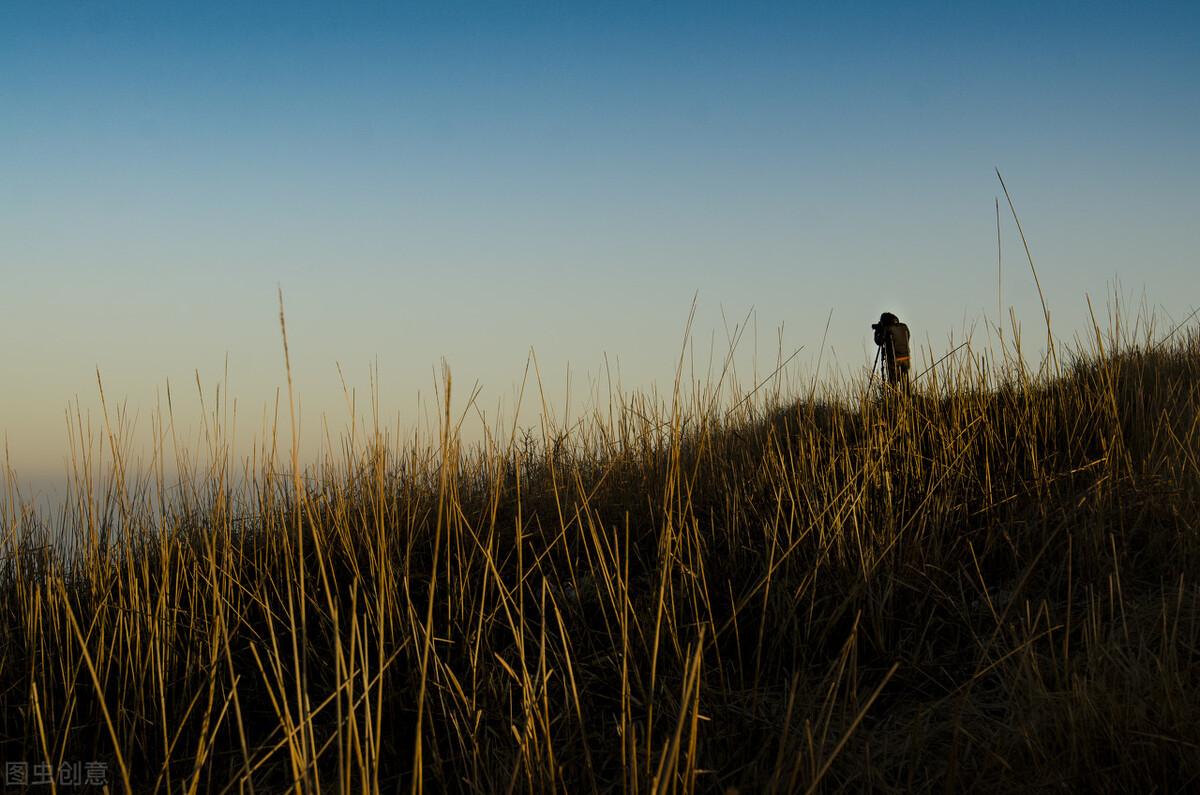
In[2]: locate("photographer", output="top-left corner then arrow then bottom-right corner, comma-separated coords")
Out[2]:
872,312 -> 911,391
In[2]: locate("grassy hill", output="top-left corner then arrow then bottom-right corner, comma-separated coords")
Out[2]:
2,326 -> 1198,793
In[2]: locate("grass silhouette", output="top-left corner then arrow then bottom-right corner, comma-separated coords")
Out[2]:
2,308 -> 1198,793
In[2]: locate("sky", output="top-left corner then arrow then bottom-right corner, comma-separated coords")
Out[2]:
2,1 -> 1198,495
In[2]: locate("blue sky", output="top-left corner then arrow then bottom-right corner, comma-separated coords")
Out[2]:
2,1 -> 1198,487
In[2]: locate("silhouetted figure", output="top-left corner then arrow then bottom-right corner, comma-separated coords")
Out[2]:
872,312 -> 911,391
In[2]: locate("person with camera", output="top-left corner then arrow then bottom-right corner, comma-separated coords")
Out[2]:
872,312 -> 911,392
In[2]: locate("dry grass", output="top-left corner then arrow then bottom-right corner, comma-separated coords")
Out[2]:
2,312 -> 1199,793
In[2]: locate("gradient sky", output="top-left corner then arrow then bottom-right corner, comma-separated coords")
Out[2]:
3,1 -> 1198,492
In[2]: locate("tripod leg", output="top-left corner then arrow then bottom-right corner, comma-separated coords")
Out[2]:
869,345 -> 882,404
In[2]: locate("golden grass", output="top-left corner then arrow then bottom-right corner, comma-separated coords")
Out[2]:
2,311 -> 1199,793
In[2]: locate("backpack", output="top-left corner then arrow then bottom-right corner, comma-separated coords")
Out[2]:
885,323 -> 910,363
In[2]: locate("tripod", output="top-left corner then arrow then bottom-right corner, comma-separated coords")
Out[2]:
870,336 -> 906,398
868,342 -> 888,405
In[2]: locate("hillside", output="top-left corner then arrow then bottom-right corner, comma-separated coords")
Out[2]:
2,329 -> 1198,793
